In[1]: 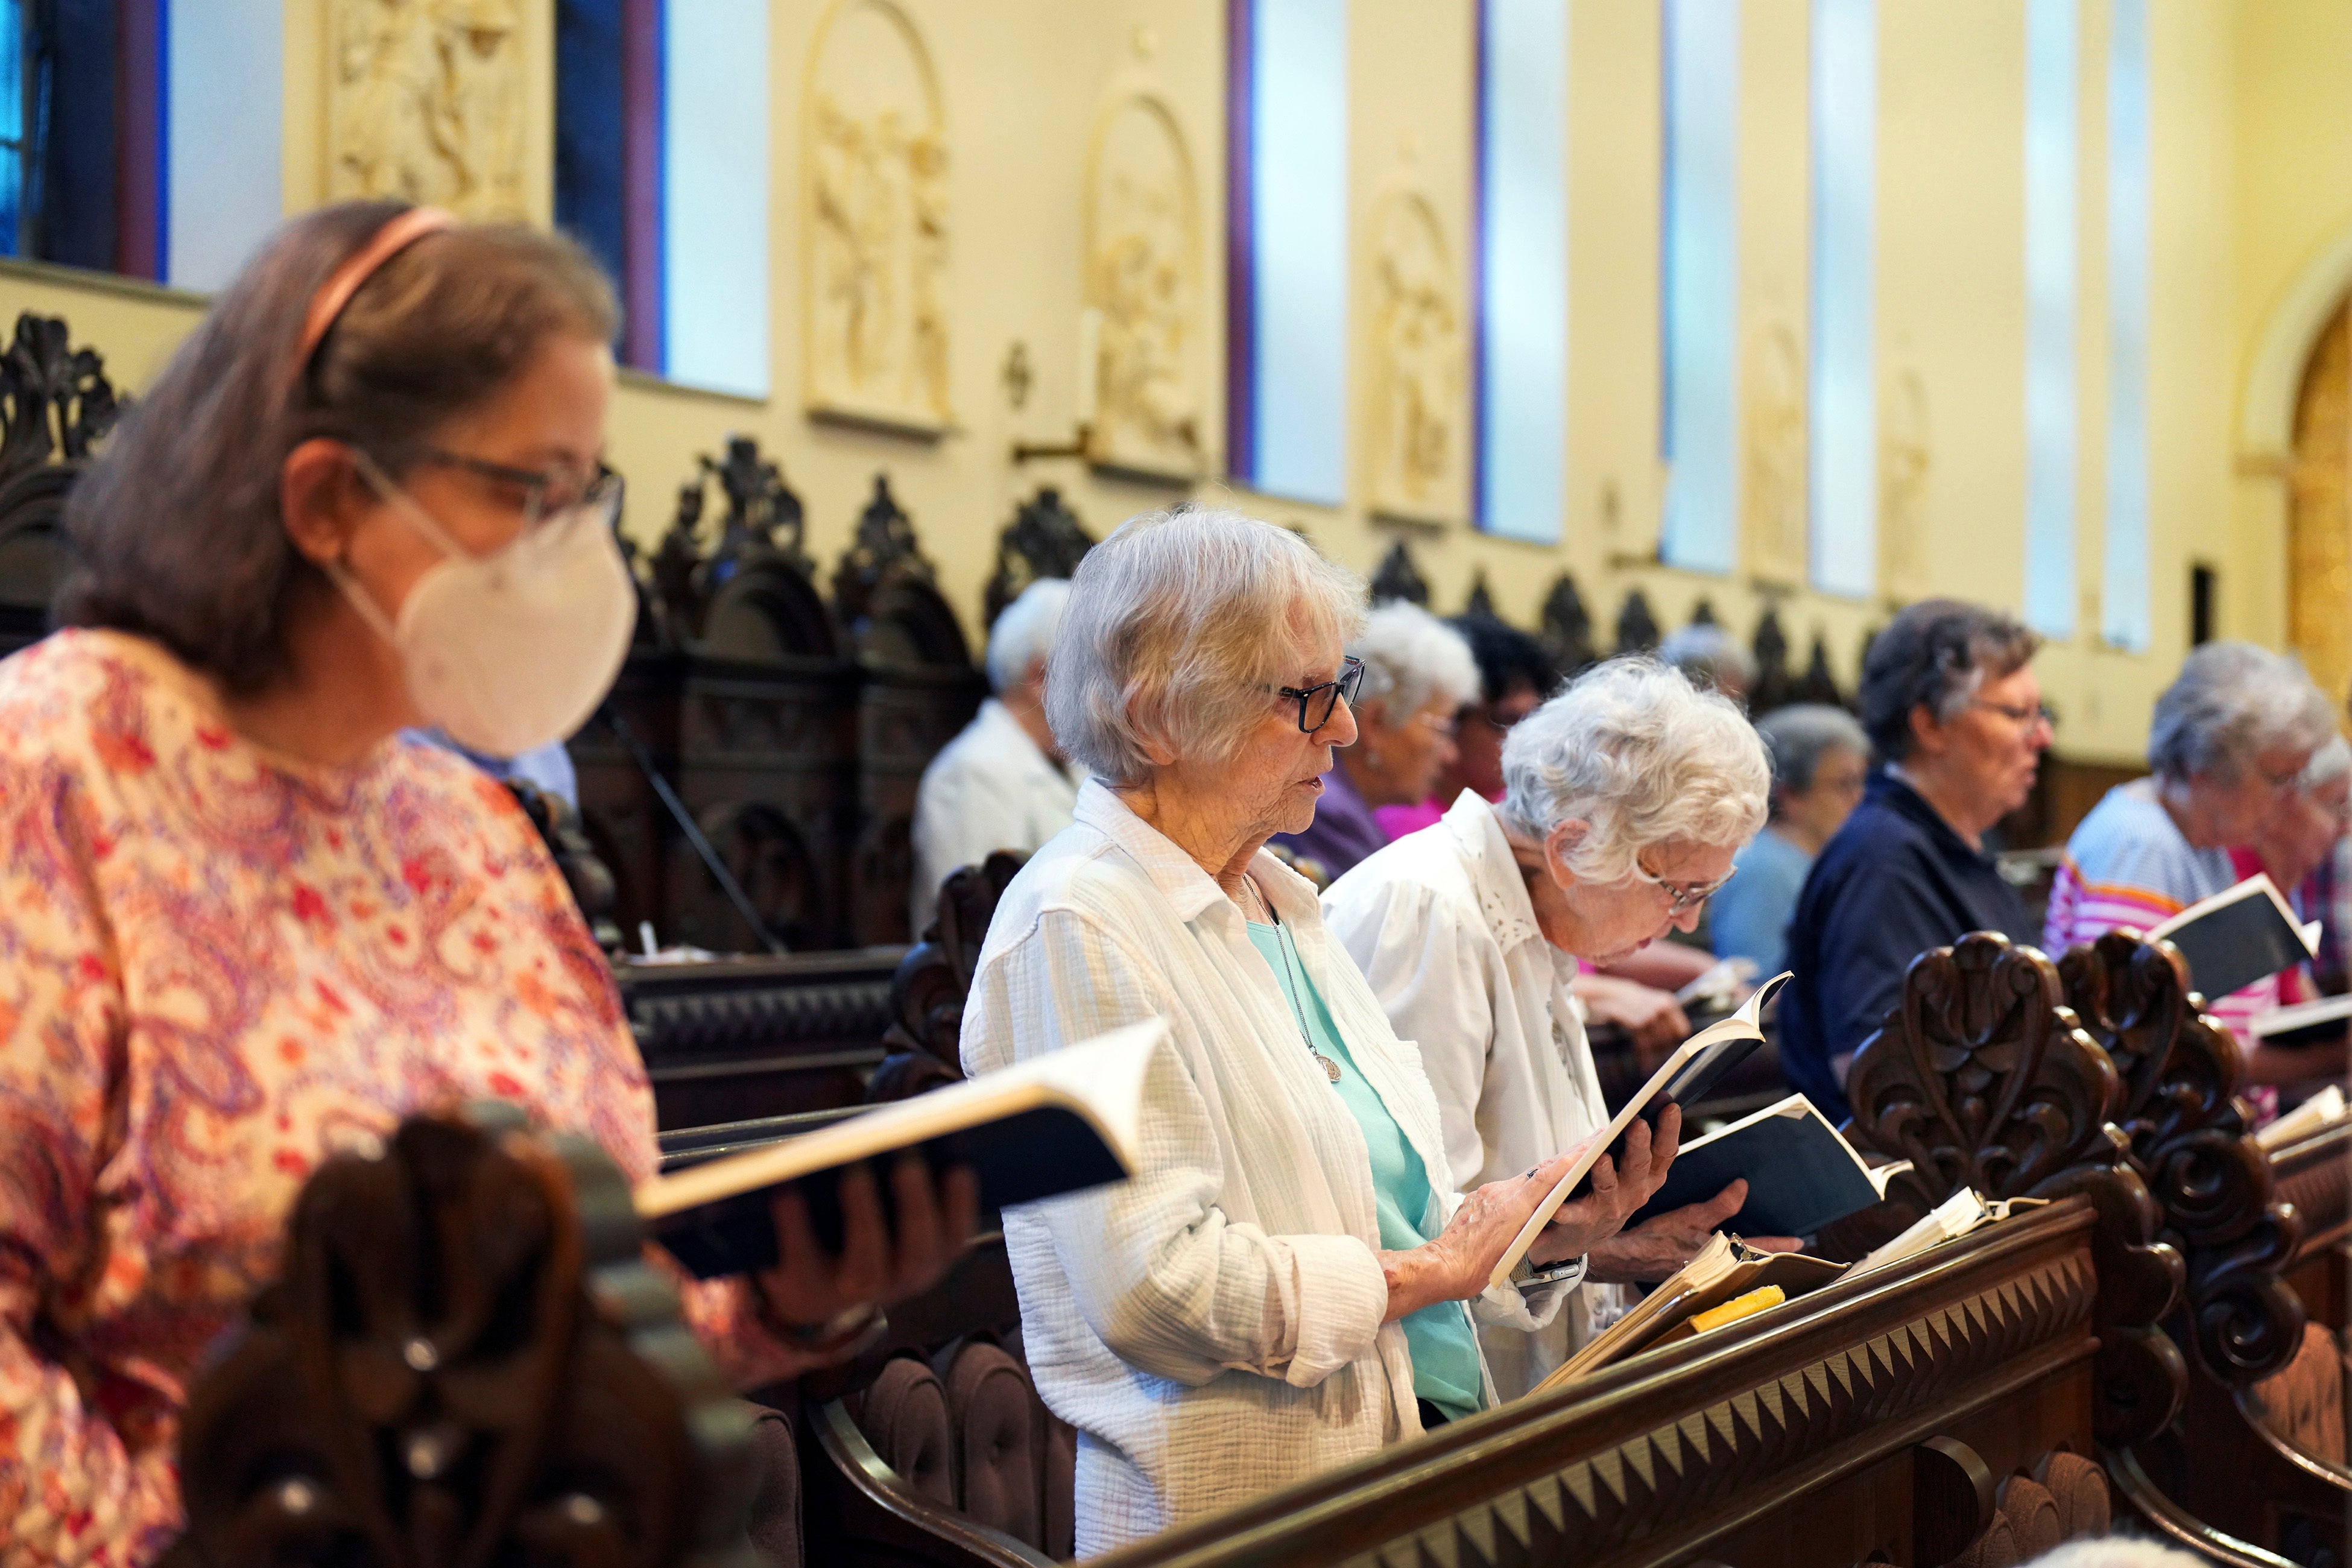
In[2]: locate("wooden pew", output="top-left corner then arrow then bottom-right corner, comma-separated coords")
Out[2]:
619,946 -> 904,1130
171,1102 -> 760,1568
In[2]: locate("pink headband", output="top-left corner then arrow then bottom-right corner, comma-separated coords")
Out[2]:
290,206 -> 456,387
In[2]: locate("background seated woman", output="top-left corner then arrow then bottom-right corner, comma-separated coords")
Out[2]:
960,506 -> 1675,1555
1324,658 -> 1794,1399
1710,704 -> 1871,975
0,203 -> 970,1566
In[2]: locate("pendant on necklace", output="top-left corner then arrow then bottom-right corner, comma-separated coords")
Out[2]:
1316,1052 -> 1342,1083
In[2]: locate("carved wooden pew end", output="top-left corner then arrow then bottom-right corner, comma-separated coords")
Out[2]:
173,1103 -> 761,1568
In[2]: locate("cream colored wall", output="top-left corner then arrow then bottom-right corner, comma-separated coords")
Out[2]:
2,0 -> 2345,773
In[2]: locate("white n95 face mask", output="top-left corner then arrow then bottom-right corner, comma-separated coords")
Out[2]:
333,450 -> 636,758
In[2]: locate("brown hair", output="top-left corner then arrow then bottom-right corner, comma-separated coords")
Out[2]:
57,201 -> 619,694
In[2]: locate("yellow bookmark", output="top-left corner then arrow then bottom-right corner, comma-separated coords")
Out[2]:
1689,1284 -> 1786,1335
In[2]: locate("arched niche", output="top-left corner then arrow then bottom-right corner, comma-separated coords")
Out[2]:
1081,87 -> 1204,481
700,558 -> 842,666
801,0 -> 952,434
2287,294 -> 2350,714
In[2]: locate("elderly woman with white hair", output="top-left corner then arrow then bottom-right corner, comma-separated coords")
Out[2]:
2046,640 -> 2337,1072
960,507 -> 1674,1552
908,577 -> 1084,929
1323,659 -> 1792,1399
1272,599 -> 1479,882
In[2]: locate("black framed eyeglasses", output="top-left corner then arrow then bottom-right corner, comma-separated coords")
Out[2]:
1275,656 -> 1366,735
1971,698 -> 2056,734
405,445 -> 623,529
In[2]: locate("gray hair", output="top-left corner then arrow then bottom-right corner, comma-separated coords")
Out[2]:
1045,505 -> 1365,785
58,201 -> 618,695
2021,1541 -> 2208,1568
1756,703 -> 1870,798
2303,735 -> 2352,791
1351,601 -> 1479,721
1657,623 -> 1757,692
1858,598 -> 2041,760
2148,641 -> 2337,784
1499,656 -> 1771,884
985,578 -> 1070,693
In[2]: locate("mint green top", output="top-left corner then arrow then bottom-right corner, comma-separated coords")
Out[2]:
1245,918 -> 1487,1422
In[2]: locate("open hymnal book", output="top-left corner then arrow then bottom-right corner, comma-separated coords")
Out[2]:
1488,973 -> 1792,1292
2145,873 -> 2321,1004
1856,1187 -> 2047,1274
1530,1232 -> 1846,1393
2249,993 -> 2352,1050
1623,1093 -> 1913,1240
637,1019 -> 1169,1279
2254,1085 -> 2349,1153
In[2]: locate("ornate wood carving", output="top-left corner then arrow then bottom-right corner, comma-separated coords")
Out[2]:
1750,605 -> 1795,715
1841,932 -> 2187,1446
327,0 -> 528,219
173,1104 -> 753,1567
985,488 -> 1093,629
869,851 -> 1028,1104
1082,87 -> 1204,481
1794,633 -> 1846,709
1540,573 -> 1598,674
0,312 -> 121,651
1363,186 -> 1463,525
1093,1203 -> 2102,1568
1614,587 -> 1661,655
2060,931 -> 2304,1385
803,0 -> 953,433
1462,570 -> 1497,620
621,949 -> 900,1129
1369,539 -> 1430,608
1744,320 -> 1807,584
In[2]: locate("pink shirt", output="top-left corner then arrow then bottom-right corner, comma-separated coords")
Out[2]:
0,630 -> 797,1567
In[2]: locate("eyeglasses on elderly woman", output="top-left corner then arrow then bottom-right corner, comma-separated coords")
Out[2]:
1272,655 -> 1366,734
1628,855 -> 1737,917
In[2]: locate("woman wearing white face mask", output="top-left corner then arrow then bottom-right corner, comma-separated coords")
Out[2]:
0,203 -> 976,1564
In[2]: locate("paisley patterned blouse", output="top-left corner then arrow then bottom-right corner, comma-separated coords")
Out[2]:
0,630 -> 800,1567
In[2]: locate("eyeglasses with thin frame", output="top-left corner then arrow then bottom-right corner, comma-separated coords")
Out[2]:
401,445 -> 624,530
1274,656 -> 1366,735
1628,855 -> 1737,917
1971,698 -> 2056,734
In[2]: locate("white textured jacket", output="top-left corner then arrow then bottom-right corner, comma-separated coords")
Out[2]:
908,698 -> 1083,931
960,782 -> 1573,1555
1322,791 -> 1620,1399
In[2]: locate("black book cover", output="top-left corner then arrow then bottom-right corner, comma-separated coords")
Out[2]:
2155,884 -> 2313,1002
1623,1098 -> 1885,1239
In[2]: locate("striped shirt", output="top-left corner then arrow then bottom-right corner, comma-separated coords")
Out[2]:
2044,780 -> 2283,1042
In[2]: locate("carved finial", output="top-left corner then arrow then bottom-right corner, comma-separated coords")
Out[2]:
1613,589 -> 1660,654
1749,606 -> 1794,713
0,313 -> 122,481
1369,539 -> 1430,607
834,473 -> 938,628
700,434 -> 808,574
1539,574 -> 1596,674
1793,633 -> 1844,707
986,487 -> 1094,628
1462,571 -> 1497,620
1689,598 -> 1719,627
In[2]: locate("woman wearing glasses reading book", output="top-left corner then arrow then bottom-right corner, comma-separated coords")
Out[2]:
960,507 -> 1673,1554
0,206 -> 975,1567
1323,657 -> 1797,1400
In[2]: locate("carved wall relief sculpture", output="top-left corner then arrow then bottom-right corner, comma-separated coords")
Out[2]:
803,0 -> 952,434
327,0 -> 528,220
1362,189 -> 1464,525
1743,321 -> 1807,584
2287,294 -> 2350,715
1082,90 -> 1203,480
1879,365 -> 1933,602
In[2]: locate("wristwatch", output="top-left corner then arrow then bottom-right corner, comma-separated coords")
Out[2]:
1517,1254 -> 1587,1290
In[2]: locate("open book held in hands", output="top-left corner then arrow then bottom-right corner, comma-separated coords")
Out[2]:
1622,1093 -> 1912,1239
2145,872 -> 2320,1004
1531,1232 -> 1845,1392
1489,972 -> 1791,1292
637,1019 -> 1169,1279
2249,993 -> 2352,1051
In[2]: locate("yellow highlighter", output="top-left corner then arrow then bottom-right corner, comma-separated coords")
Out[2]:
1689,1284 -> 1786,1335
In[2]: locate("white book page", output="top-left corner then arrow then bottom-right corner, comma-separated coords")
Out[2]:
636,1017 -> 1170,1218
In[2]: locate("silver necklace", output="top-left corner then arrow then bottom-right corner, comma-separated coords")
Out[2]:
1246,877 -> 1342,1083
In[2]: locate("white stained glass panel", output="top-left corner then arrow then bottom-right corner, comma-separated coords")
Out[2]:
1660,0 -> 1739,574
1247,0 -> 1350,506
2022,0 -> 2077,639
168,0 -> 283,292
1809,0 -> 1876,598
1477,0 -> 1567,545
665,0 -> 770,399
